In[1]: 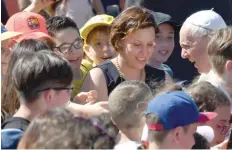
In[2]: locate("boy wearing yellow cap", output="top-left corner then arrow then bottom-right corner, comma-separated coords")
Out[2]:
80,14 -> 117,70
73,14 -> 116,102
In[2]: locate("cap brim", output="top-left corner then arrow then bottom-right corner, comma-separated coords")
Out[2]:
198,112 -> 217,123
1,31 -> 22,41
15,31 -> 53,43
158,20 -> 180,31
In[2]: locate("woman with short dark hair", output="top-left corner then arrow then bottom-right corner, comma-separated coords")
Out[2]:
82,6 -> 166,102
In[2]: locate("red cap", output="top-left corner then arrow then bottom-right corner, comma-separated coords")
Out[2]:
198,112 -> 218,123
5,11 -> 48,34
15,32 -> 53,43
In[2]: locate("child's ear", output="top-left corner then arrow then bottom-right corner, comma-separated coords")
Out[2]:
84,44 -> 90,53
84,44 -> 92,58
225,60 -> 232,74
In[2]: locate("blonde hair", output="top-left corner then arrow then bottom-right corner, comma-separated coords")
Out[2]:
208,27 -> 232,75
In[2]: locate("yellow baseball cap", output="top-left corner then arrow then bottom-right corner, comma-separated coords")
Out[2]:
80,14 -> 114,43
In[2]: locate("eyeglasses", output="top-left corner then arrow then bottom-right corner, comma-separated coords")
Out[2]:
53,38 -> 84,54
36,87 -> 74,93
216,124 -> 231,135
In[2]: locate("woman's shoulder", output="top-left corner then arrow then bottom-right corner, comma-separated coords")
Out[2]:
97,61 -> 118,77
97,60 -> 114,69
97,60 -> 120,81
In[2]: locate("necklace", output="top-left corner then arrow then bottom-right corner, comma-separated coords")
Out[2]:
115,57 -> 145,81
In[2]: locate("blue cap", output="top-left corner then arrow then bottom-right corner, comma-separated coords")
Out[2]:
146,91 -> 217,130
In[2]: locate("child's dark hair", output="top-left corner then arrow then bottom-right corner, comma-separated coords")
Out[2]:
12,50 -> 73,102
192,132 -> 210,149
1,39 -> 52,121
186,81 -> 230,112
46,16 -> 80,37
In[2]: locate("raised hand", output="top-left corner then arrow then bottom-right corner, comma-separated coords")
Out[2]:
73,90 -> 98,104
24,0 -> 56,13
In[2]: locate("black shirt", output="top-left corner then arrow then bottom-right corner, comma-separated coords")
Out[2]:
98,61 -> 165,95
2,117 -> 30,131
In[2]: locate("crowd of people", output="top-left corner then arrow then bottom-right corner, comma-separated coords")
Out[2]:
1,0 -> 232,149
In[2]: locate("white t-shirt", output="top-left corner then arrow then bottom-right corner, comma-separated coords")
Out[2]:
114,141 -> 142,150
199,70 -> 232,110
141,125 -> 149,143
55,0 -> 94,28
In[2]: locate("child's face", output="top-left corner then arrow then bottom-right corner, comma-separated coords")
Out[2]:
150,24 -> 175,64
205,106 -> 231,146
54,27 -> 84,70
179,123 -> 198,149
86,31 -> 116,65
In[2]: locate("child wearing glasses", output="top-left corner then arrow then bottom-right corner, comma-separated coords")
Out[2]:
46,16 -> 116,100
46,16 -> 86,99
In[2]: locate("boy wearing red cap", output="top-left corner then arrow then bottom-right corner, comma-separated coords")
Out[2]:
2,12 -> 54,78
5,11 -> 53,44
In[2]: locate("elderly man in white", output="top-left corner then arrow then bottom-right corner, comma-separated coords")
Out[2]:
180,10 -> 232,109
180,9 -> 227,74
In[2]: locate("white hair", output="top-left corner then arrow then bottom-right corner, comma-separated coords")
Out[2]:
182,22 -> 215,38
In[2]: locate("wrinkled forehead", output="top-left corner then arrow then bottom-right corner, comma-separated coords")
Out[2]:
179,25 -> 204,45
180,25 -> 194,40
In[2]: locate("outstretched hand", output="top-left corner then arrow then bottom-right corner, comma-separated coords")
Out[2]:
25,0 -> 55,13
32,0 -> 54,9
73,90 -> 98,104
83,101 -> 109,117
